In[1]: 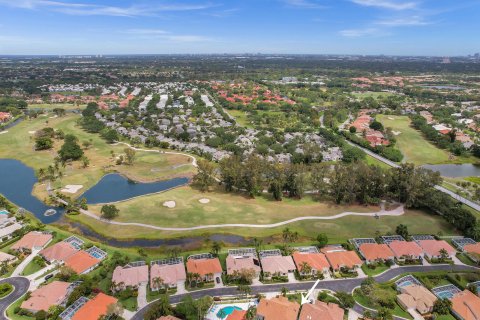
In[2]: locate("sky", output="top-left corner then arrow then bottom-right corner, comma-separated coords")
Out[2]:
0,0 -> 479,56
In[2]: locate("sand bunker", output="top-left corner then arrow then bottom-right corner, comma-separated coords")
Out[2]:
0,131 -> 7,135
163,200 -> 176,208
199,198 -> 210,204
392,131 -> 401,136
28,131 -> 36,134
61,185 -> 83,193
388,117 -> 395,120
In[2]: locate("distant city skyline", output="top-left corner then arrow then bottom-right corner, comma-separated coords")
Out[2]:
0,0 -> 479,56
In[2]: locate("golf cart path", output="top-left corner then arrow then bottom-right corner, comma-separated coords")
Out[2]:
78,203 -> 404,231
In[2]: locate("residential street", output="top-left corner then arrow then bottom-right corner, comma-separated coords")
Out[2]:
0,277 -> 30,320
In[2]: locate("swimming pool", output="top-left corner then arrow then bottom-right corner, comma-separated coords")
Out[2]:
0,209 -> 9,215
216,306 -> 242,319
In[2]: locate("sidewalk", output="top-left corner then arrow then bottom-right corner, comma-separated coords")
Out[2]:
11,248 -> 41,277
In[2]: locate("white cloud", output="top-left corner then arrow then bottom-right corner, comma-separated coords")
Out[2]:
123,29 -> 213,43
376,16 -> 430,26
0,0 -> 214,17
125,29 -> 169,35
339,28 -> 380,37
351,0 -> 417,10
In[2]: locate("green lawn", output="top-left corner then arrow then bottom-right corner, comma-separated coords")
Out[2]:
377,115 -> 452,165
361,264 -> 390,276
227,109 -> 253,128
28,103 -> 86,110
20,259 -> 45,276
352,92 -> 395,99
69,186 -> 459,243
0,114 -> 196,200
353,289 -> 412,320
5,294 -> 34,320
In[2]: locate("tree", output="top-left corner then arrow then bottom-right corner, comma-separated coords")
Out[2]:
102,129 -> 118,143
143,295 -> 173,320
237,284 -> 251,299
281,286 -> 289,296
106,302 -> 124,318
299,262 -> 312,275
316,233 -> 329,248
439,248 -> 449,261
334,291 -> 355,309
395,224 -> 409,240
375,307 -> 393,320
192,159 -> 215,192
433,298 -> 452,315
124,148 -> 136,165
35,136 -> 53,150
349,126 -> 357,133
369,120 -> 384,131
81,156 -> 90,168
101,204 -> 119,219
211,241 -> 222,256
152,277 -> 164,291
58,134 -> 84,161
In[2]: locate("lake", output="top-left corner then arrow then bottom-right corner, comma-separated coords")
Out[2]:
421,85 -> 465,90
0,158 -> 188,222
422,163 -> 480,178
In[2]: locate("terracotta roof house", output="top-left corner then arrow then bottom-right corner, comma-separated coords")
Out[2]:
227,310 -> 247,320
388,240 -> 424,261
325,250 -> 362,271
39,241 -> 77,263
157,316 -> 182,320
417,240 -> 456,259
71,293 -> 118,320
464,243 -> 480,259
11,231 -> 52,251
226,255 -> 261,278
112,263 -> 149,291
451,290 -> 480,320
255,296 -> 300,320
64,251 -> 101,274
150,262 -> 186,290
292,252 -> 330,276
359,243 -> 395,263
186,257 -> 223,282
298,301 -> 344,320
21,281 -> 71,313
260,256 -> 296,278
397,285 -> 437,315
0,251 -> 16,264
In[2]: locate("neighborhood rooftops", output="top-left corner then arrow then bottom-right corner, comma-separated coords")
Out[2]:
292,251 -> 330,273
256,296 -> 300,320
359,243 -> 395,261
21,281 -> 71,313
64,251 -> 101,274
39,241 -> 78,262
397,284 -> 437,315
71,293 -> 118,320
388,240 -> 424,259
451,290 -> 480,320
186,256 -> 222,277
260,255 -> 296,275
112,262 -> 149,288
324,250 -> 362,270
298,300 -> 344,320
417,239 -> 456,258
11,231 -> 52,251
226,250 -> 261,276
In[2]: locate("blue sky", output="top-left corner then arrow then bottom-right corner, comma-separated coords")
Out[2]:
0,0 -> 478,55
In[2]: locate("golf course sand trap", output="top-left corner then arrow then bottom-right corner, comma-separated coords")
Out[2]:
61,185 -> 84,193
199,198 -> 210,204
28,131 -> 36,134
163,200 -> 176,208
0,131 -> 8,135
388,117 -> 395,120
392,131 -> 401,136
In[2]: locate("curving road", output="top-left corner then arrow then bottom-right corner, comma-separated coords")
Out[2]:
76,202 -> 404,231
131,264 -> 478,320
0,277 -> 30,320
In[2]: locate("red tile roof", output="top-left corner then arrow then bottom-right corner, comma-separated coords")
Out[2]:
39,242 -> 77,262
292,252 -> 330,272
388,241 -> 423,258
359,243 -> 395,261
464,243 -> 480,255
417,240 -> 456,257
226,310 -> 247,320
11,232 -> 52,251
325,250 -> 362,270
186,258 -> 222,276
64,251 -> 100,274
299,301 -> 344,320
72,293 -> 118,320
256,296 -> 300,320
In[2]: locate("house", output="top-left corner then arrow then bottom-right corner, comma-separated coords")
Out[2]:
39,241 -> 77,263
298,301 -> 344,320
0,112 -> 12,122
292,252 -> 330,277
158,316 -> 182,320
0,251 -> 16,264
260,255 -> 296,279
397,285 -> 437,315
417,240 -> 456,259
324,250 -> 363,271
388,240 -> 424,261
21,281 -> 71,313
255,296 -> 300,320
226,249 -> 261,280
450,290 -> 480,320
11,231 -> 52,252
358,243 -> 395,263
432,124 -> 452,135
227,310 -> 247,320
112,262 -> 149,291
64,251 -> 101,274
0,222 -> 23,242
186,255 -> 223,283
463,243 -> 480,261
150,259 -> 187,290
71,293 -> 118,320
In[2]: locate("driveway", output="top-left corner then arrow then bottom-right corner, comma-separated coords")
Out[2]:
0,277 -> 30,320
137,283 -> 147,309
131,264 -> 479,320
11,248 -> 40,277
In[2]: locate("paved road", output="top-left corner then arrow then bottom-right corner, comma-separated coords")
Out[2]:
346,140 -> 480,211
0,277 -> 30,320
131,264 -> 478,320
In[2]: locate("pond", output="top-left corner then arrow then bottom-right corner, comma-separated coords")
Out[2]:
0,158 -> 187,222
422,163 -> 480,178
80,174 -> 189,204
421,85 -> 465,90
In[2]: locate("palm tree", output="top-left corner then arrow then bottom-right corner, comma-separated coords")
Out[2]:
439,248 -> 449,261
152,276 -> 164,291
211,241 -> 222,256
300,262 -> 312,276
